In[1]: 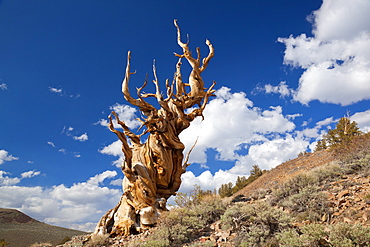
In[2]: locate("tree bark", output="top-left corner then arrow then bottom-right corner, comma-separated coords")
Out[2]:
93,20 -> 215,237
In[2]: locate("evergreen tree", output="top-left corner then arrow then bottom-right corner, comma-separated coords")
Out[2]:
250,164 -> 263,178
315,116 -> 362,151
315,139 -> 328,151
218,182 -> 233,198
326,117 -> 362,147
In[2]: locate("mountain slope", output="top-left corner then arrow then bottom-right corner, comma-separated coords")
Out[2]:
0,208 -> 86,247
235,149 -> 335,197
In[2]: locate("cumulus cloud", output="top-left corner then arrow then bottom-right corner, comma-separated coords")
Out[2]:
278,0 -> 370,106
0,83 -> 7,90
0,170 -> 121,231
179,170 -> 244,193
0,150 -> 19,164
352,110 -> 370,133
0,169 -> 41,186
0,171 -> 21,186
179,87 -> 296,167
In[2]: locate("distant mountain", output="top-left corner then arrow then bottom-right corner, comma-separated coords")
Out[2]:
0,208 -> 86,247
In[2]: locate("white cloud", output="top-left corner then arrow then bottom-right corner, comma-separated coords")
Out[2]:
1,169 -> 41,185
0,83 -> 7,90
47,141 -> 56,147
62,126 -> 89,142
352,110 -> 370,133
278,0 -> 370,106
73,133 -> 89,142
99,140 -> 124,167
259,81 -> 293,97
21,170 -> 41,178
97,103 -> 140,130
311,0 -> 370,41
180,87 -> 296,166
236,134 -> 309,171
110,178 -> 123,186
49,87 -> 80,98
0,171 -> 21,186
49,87 -> 63,94
0,170 -> 121,232
179,170 -> 242,193
0,150 -> 19,164
99,140 -> 122,157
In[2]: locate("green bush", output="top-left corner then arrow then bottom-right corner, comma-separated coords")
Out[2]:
312,162 -> 342,184
280,185 -> 329,222
269,173 -> 318,206
221,202 -> 292,246
329,223 -> 370,247
341,153 -> 370,175
278,223 -> 370,247
277,223 -> 327,247
142,194 -> 226,247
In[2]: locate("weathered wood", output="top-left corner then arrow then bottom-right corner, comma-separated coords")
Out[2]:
93,20 -> 215,237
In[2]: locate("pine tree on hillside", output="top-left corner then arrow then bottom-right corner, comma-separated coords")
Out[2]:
315,116 -> 362,151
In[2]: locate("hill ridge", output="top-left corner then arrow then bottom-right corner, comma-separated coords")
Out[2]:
0,208 -> 86,247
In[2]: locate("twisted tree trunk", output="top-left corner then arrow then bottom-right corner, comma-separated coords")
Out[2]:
93,20 -> 215,237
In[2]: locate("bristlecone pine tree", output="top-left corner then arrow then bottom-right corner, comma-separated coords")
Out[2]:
316,116 -> 362,151
92,20 -> 216,238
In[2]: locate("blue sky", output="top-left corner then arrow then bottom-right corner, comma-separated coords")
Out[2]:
1,0 -> 370,231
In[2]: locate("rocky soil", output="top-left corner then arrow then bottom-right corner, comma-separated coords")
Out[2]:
61,149 -> 370,246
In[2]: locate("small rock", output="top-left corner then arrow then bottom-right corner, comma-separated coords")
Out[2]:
338,189 -> 350,199
343,217 -> 352,223
321,213 -> 328,222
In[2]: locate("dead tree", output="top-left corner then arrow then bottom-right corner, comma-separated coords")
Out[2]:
93,20 -> 215,237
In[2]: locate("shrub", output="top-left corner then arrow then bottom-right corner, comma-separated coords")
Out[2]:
221,201 -> 292,246
175,185 -> 214,207
278,223 -> 370,247
333,132 -> 370,164
142,194 -> 226,247
29,243 -> 53,247
276,228 -> 302,247
312,162 -> 342,184
341,153 -> 370,175
277,223 -> 327,247
89,233 -> 109,246
329,223 -> 370,247
250,188 -> 269,200
280,185 -> 329,222
269,174 -> 318,206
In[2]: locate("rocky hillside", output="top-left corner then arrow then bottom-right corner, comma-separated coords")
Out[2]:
60,145 -> 369,246
0,208 -> 86,247
235,150 -> 336,198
